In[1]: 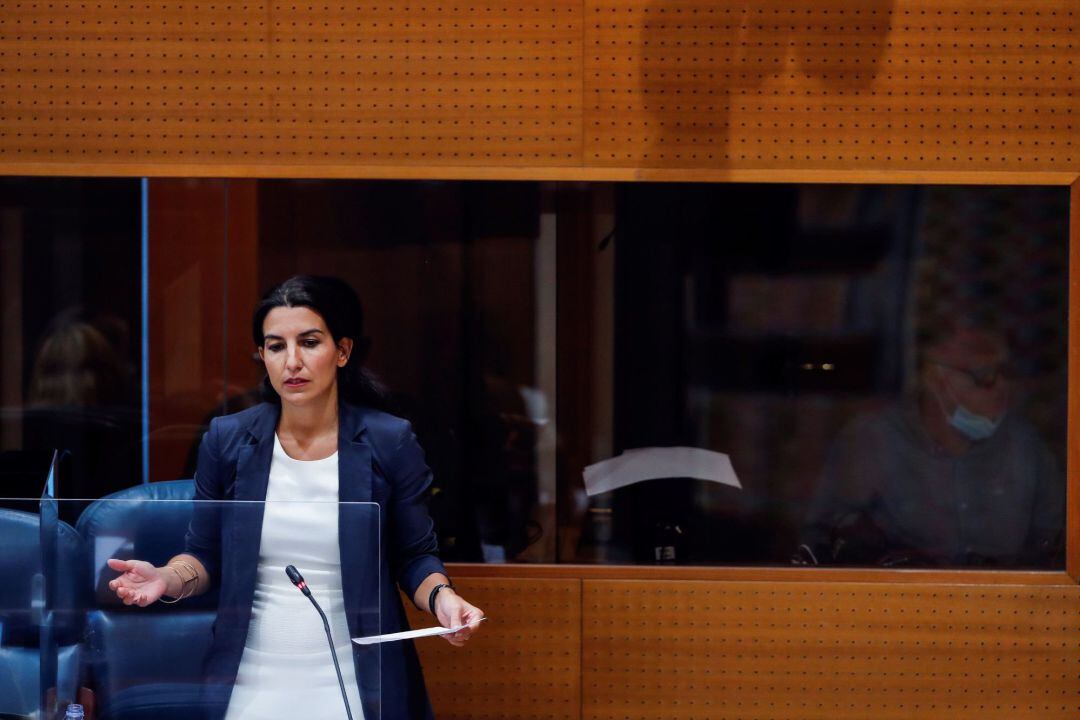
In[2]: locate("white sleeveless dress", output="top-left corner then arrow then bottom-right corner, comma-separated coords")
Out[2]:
223,434 -> 365,719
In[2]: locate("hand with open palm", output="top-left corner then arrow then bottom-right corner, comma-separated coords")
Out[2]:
106,558 -> 170,607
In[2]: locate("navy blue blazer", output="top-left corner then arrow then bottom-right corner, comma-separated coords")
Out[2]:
183,401 -> 446,720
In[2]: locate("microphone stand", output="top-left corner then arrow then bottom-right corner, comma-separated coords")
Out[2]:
286,565 -> 354,720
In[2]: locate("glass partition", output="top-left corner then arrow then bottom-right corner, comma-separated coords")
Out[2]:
0,178 -> 143,501
0,497 -> 382,720
0,178 -> 1070,572
572,184 -> 1068,569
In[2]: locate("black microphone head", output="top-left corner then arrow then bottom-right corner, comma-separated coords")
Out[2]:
285,564 -> 312,596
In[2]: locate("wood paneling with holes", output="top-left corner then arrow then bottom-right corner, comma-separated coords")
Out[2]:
0,0 -> 582,170
582,580 -> 1080,720
403,569 -> 1080,720
402,577 -> 581,720
0,1 -> 1076,177
585,0 -> 1078,172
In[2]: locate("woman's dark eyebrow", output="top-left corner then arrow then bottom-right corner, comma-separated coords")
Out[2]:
263,329 -> 324,341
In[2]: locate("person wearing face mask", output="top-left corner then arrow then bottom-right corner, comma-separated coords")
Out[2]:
794,322 -> 1064,568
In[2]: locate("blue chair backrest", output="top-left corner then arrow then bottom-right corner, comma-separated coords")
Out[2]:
75,480 -> 217,720
0,507 -> 87,716
75,479 -> 217,611
0,644 -> 81,716
0,507 -> 86,645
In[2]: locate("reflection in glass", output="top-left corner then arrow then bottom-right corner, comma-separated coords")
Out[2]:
250,181 -> 557,564
144,181 -> 559,565
572,184 -> 1067,569
0,179 -> 142,501
0,179 -> 1068,571
798,322 -> 1062,567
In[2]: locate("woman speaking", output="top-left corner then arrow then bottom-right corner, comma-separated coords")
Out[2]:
106,275 -> 483,719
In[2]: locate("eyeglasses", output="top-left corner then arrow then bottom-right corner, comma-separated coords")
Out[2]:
933,360 -> 1012,388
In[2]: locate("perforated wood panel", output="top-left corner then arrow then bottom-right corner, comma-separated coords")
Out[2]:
0,0 -> 581,168
403,578 -> 581,720
586,0 -> 1079,171
583,580 -> 1080,720
2,1 -> 1078,176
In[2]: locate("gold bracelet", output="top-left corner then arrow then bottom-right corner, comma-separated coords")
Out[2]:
176,561 -> 198,599
159,565 -> 187,604
173,560 -> 198,587
170,560 -> 198,585
159,560 -> 200,603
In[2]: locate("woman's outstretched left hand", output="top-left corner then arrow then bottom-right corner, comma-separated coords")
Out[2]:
434,591 -> 484,647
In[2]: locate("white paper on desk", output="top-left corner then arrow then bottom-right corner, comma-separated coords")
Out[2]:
352,619 -> 481,645
582,447 -> 741,496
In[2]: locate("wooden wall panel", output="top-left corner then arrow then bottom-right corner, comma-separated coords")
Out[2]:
582,579 -> 1080,720
404,577 -> 581,720
585,0 -> 1078,172
400,570 -> 1080,720
147,179 -> 259,481
1,1 -> 1077,177
0,0 -> 582,170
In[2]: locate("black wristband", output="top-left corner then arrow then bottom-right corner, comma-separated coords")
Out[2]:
428,582 -> 454,617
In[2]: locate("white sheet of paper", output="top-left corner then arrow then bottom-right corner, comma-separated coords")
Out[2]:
352,618 -> 485,645
582,446 -> 741,496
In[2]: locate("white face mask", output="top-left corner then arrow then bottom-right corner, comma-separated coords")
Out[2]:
934,366 -> 1003,442
946,403 -> 1001,441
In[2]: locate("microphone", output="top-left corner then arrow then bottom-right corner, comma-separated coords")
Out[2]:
285,564 -> 311,596
285,565 -> 354,720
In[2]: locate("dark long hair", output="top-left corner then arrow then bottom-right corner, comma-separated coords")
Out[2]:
252,275 -> 387,409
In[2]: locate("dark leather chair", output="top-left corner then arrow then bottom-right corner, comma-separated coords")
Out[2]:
0,507 -> 86,717
76,480 -> 218,720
